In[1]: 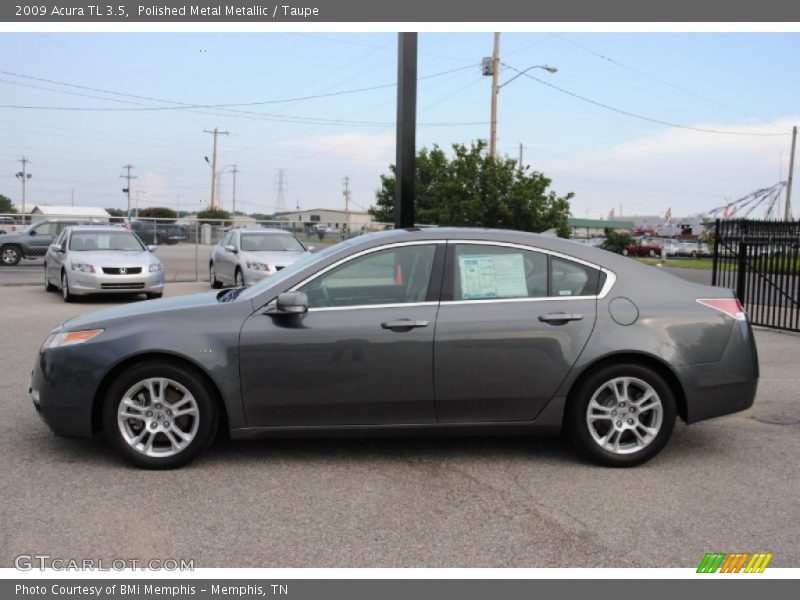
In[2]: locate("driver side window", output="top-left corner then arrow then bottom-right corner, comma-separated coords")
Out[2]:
300,244 -> 437,309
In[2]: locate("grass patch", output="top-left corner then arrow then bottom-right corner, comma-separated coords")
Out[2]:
634,257 -> 715,270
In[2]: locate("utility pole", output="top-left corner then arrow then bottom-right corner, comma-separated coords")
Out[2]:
395,32 -> 418,228
15,157 -> 32,218
70,188 -> 74,207
489,32 -> 501,159
176,193 -> 183,216
786,125 -> 797,221
343,176 -> 351,236
134,190 -> 146,218
120,165 -> 136,222
230,166 -> 239,218
204,128 -> 229,210
518,143 -> 524,171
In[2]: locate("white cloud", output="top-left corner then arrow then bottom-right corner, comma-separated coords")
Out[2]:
541,117 -> 798,220
279,131 -> 396,168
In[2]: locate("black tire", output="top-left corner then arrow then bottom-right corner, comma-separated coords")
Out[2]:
210,262 -> 222,289
565,363 -> 676,467
146,292 -> 163,300
1,244 -> 22,266
102,361 -> 218,469
61,270 -> 76,303
44,265 -> 57,291
234,268 -> 244,288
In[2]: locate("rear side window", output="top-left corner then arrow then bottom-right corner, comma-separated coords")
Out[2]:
551,256 -> 601,297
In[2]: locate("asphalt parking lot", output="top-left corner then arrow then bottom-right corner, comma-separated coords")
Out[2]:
0,282 -> 798,568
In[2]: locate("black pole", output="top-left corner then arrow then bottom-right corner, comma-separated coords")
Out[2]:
395,32 -> 417,229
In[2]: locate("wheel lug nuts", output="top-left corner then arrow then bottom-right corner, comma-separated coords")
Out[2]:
612,410 -> 617,416
627,418 -> 634,425
619,402 -> 625,408
616,420 -> 622,427
150,422 -> 158,430
165,410 -> 172,417
163,421 -> 170,428
146,411 -> 153,417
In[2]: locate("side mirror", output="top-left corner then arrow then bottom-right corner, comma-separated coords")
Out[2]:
224,244 -> 237,253
266,292 -> 308,316
147,245 -> 157,253
307,245 -> 315,252
29,229 -> 37,236
53,243 -> 65,253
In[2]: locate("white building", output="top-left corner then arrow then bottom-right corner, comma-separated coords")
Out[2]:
275,208 -> 378,231
30,205 -> 110,222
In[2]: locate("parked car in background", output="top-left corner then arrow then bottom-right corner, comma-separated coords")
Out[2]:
210,228 -> 311,288
44,225 -> 164,302
129,220 -> 187,245
31,228 -> 759,469
1,220 -> 86,266
623,237 -> 662,257
0,216 -> 18,235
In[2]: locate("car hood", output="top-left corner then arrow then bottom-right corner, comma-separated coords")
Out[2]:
68,250 -> 158,267
240,250 -> 308,266
62,290 -> 227,331
0,232 -> 30,243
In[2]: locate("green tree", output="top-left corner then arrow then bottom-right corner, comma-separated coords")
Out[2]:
601,228 -> 634,254
196,207 -> 231,225
0,194 -> 17,214
369,141 -> 572,237
138,207 -> 177,222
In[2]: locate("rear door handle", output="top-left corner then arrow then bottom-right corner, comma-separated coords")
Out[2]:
381,319 -> 430,332
538,313 -> 584,324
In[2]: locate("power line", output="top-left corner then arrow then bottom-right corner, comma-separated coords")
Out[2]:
503,63 -> 789,137
554,35 -> 773,125
0,65 -> 477,112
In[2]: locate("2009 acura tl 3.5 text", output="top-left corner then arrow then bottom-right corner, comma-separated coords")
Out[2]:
30,228 -> 758,469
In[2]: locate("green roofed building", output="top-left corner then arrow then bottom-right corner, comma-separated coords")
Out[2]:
568,217 -> 634,239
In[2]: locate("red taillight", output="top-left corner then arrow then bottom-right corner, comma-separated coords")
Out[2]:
697,298 -> 747,321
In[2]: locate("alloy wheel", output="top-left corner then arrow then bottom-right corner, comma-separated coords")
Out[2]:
585,376 -> 663,455
116,377 -> 200,458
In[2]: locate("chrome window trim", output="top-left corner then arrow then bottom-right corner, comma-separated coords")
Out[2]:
308,301 -> 438,313
284,238 -> 616,312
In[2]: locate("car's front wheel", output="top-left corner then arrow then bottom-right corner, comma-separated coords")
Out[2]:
565,364 -> 676,467
210,262 -> 222,289
61,270 -> 75,302
102,361 -> 218,469
1,244 -> 22,266
44,266 -> 57,291
234,268 -> 244,287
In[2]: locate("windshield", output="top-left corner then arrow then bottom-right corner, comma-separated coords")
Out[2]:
241,233 -> 305,252
69,231 -> 145,252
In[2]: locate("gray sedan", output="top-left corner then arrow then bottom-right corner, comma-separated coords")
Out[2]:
44,226 -> 165,302
210,228 -> 311,288
30,228 -> 758,469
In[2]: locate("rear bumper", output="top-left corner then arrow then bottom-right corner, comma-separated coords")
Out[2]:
677,320 -> 759,424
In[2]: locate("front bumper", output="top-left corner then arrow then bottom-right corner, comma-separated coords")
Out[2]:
242,267 -> 277,286
68,269 -> 165,295
30,347 -> 99,438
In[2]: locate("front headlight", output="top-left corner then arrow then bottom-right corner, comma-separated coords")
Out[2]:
246,262 -> 273,272
149,262 -> 163,272
41,329 -> 104,351
71,263 -> 98,273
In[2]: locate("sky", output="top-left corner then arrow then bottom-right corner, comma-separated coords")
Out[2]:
0,32 -> 798,221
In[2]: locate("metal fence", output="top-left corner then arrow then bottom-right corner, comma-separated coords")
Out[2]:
712,218 -> 800,331
0,214 -> 393,286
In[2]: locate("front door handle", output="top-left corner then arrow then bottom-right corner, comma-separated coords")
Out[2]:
538,313 -> 584,324
381,319 -> 430,332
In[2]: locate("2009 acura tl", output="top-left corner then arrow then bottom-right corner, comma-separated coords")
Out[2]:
30,228 -> 759,469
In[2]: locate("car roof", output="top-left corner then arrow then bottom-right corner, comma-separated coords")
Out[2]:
236,228 -> 297,235
66,225 -> 130,233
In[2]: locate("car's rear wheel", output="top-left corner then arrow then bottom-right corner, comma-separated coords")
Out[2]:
210,262 -> 222,289
102,361 -> 218,469
566,364 -> 676,467
146,292 -> 163,300
1,244 -> 22,266
44,266 -> 57,291
61,270 -> 75,303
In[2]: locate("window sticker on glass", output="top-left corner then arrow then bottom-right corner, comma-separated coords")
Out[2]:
458,253 -> 528,299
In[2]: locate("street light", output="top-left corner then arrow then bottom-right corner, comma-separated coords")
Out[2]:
485,39 -> 558,159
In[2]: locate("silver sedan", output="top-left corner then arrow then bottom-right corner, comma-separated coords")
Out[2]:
210,228 -> 311,288
44,226 -> 165,302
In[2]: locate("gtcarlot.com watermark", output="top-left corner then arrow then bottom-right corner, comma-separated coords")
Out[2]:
15,554 -> 194,571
